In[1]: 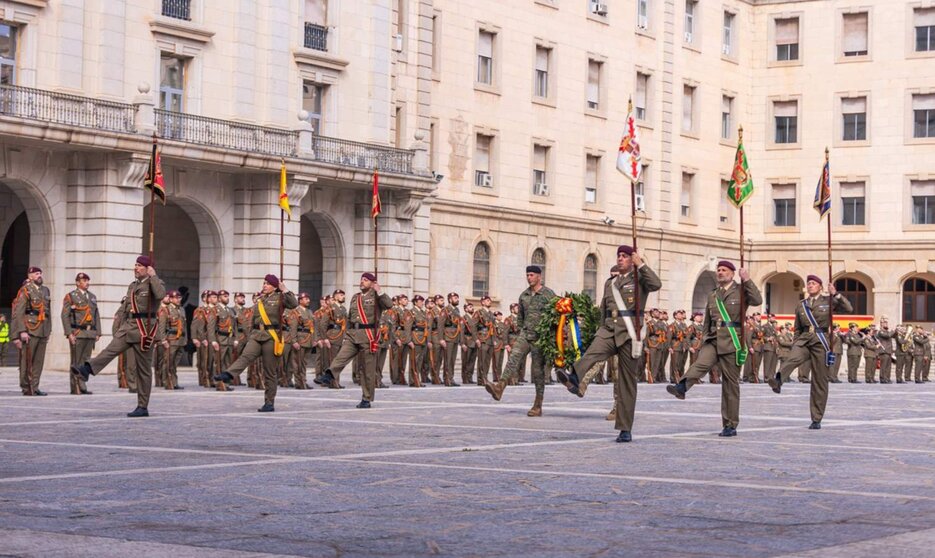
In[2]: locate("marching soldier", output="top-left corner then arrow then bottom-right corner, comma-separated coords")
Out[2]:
862,324 -> 880,384
286,293 -> 315,389
212,274 -> 298,411
317,273 -> 393,408
484,264 -> 558,417
768,275 -> 853,430
12,266 -> 51,396
492,311 -> 509,382
667,309 -> 690,383
460,302 -> 478,384
191,290 -> 209,387
830,324 -> 844,383
62,272 -> 101,395
845,323 -> 863,383
321,290 -> 348,388
912,327 -> 928,383
208,290 -> 236,391
158,290 -> 187,390
895,324 -> 912,383
474,295 -> 496,386
554,246 -> 662,442
761,314 -> 779,382
403,295 -> 428,387
666,260 -> 762,437
877,317 -> 895,383
439,293 -> 462,386
72,256 -> 167,416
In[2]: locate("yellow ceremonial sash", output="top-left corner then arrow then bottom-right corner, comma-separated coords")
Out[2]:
257,299 -> 284,356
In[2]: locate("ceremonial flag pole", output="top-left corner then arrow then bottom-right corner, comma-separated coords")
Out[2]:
727,125 -> 754,369
371,167 -> 382,349
143,134 -> 166,334
616,97 -> 649,381
278,160 -> 292,350
814,147 -> 833,344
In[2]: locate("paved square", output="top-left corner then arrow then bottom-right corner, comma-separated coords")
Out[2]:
1,368 -> 934,558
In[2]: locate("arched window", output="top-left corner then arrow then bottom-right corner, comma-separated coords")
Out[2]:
583,254 -> 598,300
903,277 -> 935,323
834,278 -> 867,315
531,248 -> 547,285
472,242 -> 490,297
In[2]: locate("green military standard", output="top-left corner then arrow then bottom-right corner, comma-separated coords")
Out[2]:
667,260 -> 762,437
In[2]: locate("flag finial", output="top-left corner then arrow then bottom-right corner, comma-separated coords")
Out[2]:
738,125 -> 743,141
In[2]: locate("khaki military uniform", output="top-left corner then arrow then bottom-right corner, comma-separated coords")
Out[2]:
158,301 -> 187,389
645,319 -> 665,383
681,280 -> 763,429
895,329 -> 913,382
439,305 -> 462,385
11,281 -> 52,395
830,330 -> 845,381
390,305 -> 409,384
208,304 -> 236,389
403,306 -> 429,387
474,308 -> 495,385
87,275 -> 167,409
571,266 -> 662,432
876,328 -> 895,383
191,305 -> 209,387
460,311 -> 478,383
668,319 -> 691,383
776,294 -> 853,423
912,331 -> 928,382
845,330 -> 863,382
427,307 -> 443,384
285,306 -> 315,388
325,289 -> 393,402
322,301 -> 347,386
862,334 -> 880,383
62,287 -> 101,395
492,319 -> 508,382
376,307 -> 395,385
761,321 -> 779,381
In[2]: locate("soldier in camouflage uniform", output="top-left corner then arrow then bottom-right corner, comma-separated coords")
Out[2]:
484,265 -> 556,416
62,272 -> 101,395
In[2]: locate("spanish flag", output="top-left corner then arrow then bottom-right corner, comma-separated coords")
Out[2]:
279,159 -> 291,221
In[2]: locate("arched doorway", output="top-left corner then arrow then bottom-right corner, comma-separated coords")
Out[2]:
0,211 -> 28,310
833,275 -> 872,315
300,212 -> 345,297
691,270 -> 717,313
0,179 -> 54,314
902,275 -> 935,324
764,272 -> 804,314
144,201 -> 202,300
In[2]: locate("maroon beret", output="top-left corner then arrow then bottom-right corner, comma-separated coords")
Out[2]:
333,289 -> 345,295
617,245 -> 634,256
807,274 -> 823,286
27,266 -> 42,274
717,260 -> 736,272
136,255 -> 152,267
481,295 -> 492,301
361,272 -> 377,281
413,295 -> 425,302
234,292 -> 245,297
218,290 -> 230,296
448,292 -> 459,298
264,274 -> 280,288
75,272 -> 90,281
299,292 -> 310,300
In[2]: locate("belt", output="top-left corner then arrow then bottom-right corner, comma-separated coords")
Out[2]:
167,329 -> 179,335
606,310 -> 642,319
412,326 -> 425,332
718,321 -> 742,328
327,324 -> 341,330
348,323 -> 376,330
217,331 -> 231,337
70,324 -> 94,330
130,312 -> 156,319
24,309 -> 40,316
477,327 -> 488,332
254,323 -> 280,330
297,327 -> 312,333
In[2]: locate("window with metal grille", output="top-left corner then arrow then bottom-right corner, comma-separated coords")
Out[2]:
473,243 -> 490,298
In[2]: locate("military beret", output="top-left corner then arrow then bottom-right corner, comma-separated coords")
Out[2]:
235,292 -> 246,297
298,292 -> 310,300
481,295 -> 492,301
526,265 -> 542,274
412,295 -> 425,302
264,274 -> 280,288
206,291 -> 218,297
434,294 -> 445,301
27,266 -> 42,274
806,274 -> 823,285
494,311 -> 503,317
201,290 -> 210,298
218,290 -> 229,296
333,289 -> 345,295
168,290 -> 181,297
398,294 -> 409,300
617,245 -> 634,256
75,272 -> 90,281
848,322 -> 858,327
448,292 -> 459,298
361,272 -> 377,281
717,260 -> 736,272
135,255 -> 152,267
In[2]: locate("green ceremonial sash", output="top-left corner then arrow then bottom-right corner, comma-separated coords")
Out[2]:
715,296 -> 747,366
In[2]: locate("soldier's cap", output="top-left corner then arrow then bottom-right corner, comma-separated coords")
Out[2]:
135,255 -> 152,267
412,295 -> 425,302
692,311 -> 703,317
75,272 -> 90,281
234,292 -> 245,298
675,309 -> 685,314
207,291 -> 218,297
218,290 -> 230,296
717,260 -> 735,272
481,295 -> 492,301
27,266 -> 41,274
201,290 -> 210,299
510,303 -> 519,310
617,245 -> 634,256
333,289 -> 345,295
299,292 -> 310,300
448,292 -> 459,298
849,322 -> 858,327
526,265 -> 542,274
264,274 -> 279,288
391,295 -> 399,302
361,272 -> 377,282
806,274 -> 823,285
434,294 -> 445,301
168,290 -> 181,298
398,294 -> 409,300
784,321 -> 792,326
494,311 -> 503,317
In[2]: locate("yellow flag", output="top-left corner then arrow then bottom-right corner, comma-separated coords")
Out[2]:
279,160 -> 292,221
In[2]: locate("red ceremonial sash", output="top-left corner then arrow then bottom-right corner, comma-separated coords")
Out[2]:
130,289 -> 158,351
357,294 -> 378,353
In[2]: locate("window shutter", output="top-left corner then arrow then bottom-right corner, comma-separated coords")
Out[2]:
842,97 -> 866,114
478,32 -> 493,57
775,18 -> 799,45
842,13 -> 868,53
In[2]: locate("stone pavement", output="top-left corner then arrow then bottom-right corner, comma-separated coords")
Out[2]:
1,367 -> 934,558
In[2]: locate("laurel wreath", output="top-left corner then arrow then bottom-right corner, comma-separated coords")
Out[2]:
534,292 -> 601,371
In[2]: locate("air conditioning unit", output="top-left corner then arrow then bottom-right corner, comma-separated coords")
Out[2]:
684,32 -> 693,43
393,33 -> 404,52
534,182 -> 550,196
635,194 -> 646,211
479,173 -> 493,187
592,2 -> 608,16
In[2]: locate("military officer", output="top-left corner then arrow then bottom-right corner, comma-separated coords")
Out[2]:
845,323 -> 863,383
895,324 -> 912,383
402,295 -> 428,387
376,296 -> 397,387
208,290 -> 236,391
912,327 -> 929,383
474,295 -> 496,386
484,265 -> 558,417
492,311 -> 508,382
428,295 -> 445,384
862,324 -> 880,383
776,322 -> 793,370
439,293 -> 462,386
768,275 -> 853,429
391,294 -> 410,385
666,260 -> 762,437
72,256 -> 167,416
191,290 -> 210,387
62,272 -> 101,395
877,317 -> 895,383
667,309 -> 690,383
317,273 -> 393,408
321,290 -> 348,388
645,309 -> 665,383
286,293 -> 316,389
761,314 -> 779,382
158,290 -> 187,390
12,266 -> 52,396
829,324 -> 845,383
460,302 -> 478,384
212,274 -> 298,411
506,303 -> 524,384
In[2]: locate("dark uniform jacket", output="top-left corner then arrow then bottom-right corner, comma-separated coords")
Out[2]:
517,285 -> 558,341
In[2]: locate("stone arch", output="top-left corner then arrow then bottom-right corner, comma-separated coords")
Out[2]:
529,244 -> 550,286
691,270 -> 717,313
832,271 -> 875,315
0,178 -> 56,311
301,211 -> 345,298
899,272 -> 935,324
762,271 -> 806,315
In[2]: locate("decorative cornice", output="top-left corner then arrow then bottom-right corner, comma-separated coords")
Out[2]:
293,49 -> 350,73
114,153 -> 150,189
149,17 -> 215,44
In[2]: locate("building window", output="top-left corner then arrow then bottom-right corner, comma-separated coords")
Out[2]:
429,121 -> 437,171
394,105 -> 405,148
304,0 -> 328,51
533,145 -> 549,196
587,59 -> 601,110
772,183 -> 796,227
474,134 -> 493,187
842,12 -> 868,57
583,254 -> 598,300
721,95 -> 733,140
0,24 -> 16,85
723,12 -> 735,56
162,0 -> 192,21
911,180 -> 935,225
302,81 -> 324,135
719,180 -> 732,225
431,13 -> 440,73
585,155 -> 599,204
834,278 -> 868,315
913,94 -> 935,138
636,165 -> 648,211
637,0 -> 650,30
775,17 -> 800,61
477,31 -> 494,85
684,0 -> 697,44
159,55 -> 185,112
680,172 -> 693,218
682,85 -> 696,133
635,72 -> 649,120
915,7 -> 935,52
840,181 -> 866,226
842,97 -> 867,141
534,46 -> 550,99
903,277 -> 935,322
472,242 -> 490,298
395,0 -> 407,50
531,248 -> 547,285
774,101 -> 798,144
